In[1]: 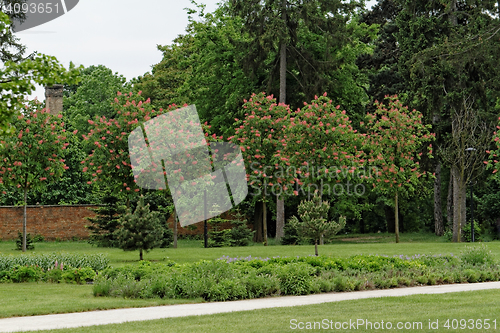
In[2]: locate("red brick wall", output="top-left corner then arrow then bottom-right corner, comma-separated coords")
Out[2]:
0,205 -> 99,240
0,205 -> 252,240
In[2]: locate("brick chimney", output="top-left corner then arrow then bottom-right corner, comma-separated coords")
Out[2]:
45,84 -> 64,115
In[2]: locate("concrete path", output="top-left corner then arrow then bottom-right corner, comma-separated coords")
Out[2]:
1,281 -> 500,332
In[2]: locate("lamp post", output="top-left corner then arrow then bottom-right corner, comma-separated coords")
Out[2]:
465,147 -> 476,242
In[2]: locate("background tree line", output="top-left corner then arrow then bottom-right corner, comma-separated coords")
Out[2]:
2,0 -> 500,244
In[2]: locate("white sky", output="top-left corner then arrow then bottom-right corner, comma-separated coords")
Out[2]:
15,0 -> 375,101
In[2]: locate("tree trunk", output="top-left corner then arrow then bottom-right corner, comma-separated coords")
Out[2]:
447,169 -> 454,229
385,205 -> 395,233
173,207 -> 177,249
139,248 -> 143,261
395,191 -> 400,243
23,187 -> 27,252
276,198 -> 284,242
314,239 -> 318,257
263,200 -> 268,246
275,0 -> 287,244
452,165 -> 466,242
434,161 -> 444,236
254,201 -> 263,242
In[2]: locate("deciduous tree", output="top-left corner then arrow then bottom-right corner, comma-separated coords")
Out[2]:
0,102 -> 70,251
361,96 -> 434,243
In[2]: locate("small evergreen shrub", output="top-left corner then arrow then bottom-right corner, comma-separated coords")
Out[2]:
16,231 -> 34,251
86,195 -> 126,248
281,217 -> 302,245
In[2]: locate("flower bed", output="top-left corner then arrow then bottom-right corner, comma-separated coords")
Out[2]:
0,253 -> 109,284
93,245 -> 500,301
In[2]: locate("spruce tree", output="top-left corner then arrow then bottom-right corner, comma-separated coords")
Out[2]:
86,195 -> 125,247
115,196 -> 164,260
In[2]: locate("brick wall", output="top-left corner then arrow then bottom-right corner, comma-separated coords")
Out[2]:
0,205 -> 99,240
0,205 -> 252,240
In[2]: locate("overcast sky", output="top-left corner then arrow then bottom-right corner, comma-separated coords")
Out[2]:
15,0 -> 375,101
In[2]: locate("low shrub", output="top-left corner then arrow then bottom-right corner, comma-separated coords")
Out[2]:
0,253 -> 109,271
1,264 -> 96,284
460,244 -> 496,266
15,232 -> 34,251
92,249 -> 500,302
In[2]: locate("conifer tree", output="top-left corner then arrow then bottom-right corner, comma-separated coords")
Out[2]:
289,192 -> 346,256
85,195 -> 125,247
115,196 -> 164,260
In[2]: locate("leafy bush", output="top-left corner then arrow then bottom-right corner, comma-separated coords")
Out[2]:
9,265 -> 42,282
462,221 -> 482,242
460,244 -> 496,266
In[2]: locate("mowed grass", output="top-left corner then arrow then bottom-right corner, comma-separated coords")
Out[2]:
37,289 -> 500,333
0,283 -> 203,318
2,233 -> 500,267
1,235 -> 500,320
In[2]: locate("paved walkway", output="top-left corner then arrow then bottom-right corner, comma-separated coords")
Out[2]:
1,281 -> 500,332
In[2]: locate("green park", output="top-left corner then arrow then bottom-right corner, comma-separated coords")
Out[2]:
2,0 -> 500,332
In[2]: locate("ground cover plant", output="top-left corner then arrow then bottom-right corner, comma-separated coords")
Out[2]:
93,244 -> 500,302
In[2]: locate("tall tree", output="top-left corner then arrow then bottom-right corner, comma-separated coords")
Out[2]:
64,65 -> 132,136
228,0 -> 376,240
361,96 -> 434,243
395,0 -> 500,241
229,92 -> 291,244
0,11 -> 80,135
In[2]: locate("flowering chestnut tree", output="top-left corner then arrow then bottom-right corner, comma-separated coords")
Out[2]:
0,102 -> 70,251
281,93 -> 366,208
361,96 -> 434,243
229,92 -> 292,244
82,91 -> 170,200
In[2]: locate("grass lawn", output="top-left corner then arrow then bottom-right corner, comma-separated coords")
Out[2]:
36,289 -> 500,332
0,283 -> 203,318
1,234 -> 500,321
2,233 -> 500,267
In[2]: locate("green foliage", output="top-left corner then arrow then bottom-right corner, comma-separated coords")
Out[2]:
290,192 -> 346,255
0,12 -> 81,136
64,65 -> 132,135
207,216 -> 230,248
227,209 -> 254,247
86,195 -> 126,247
0,264 -> 96,284
460,244 -> 496,267
15,231 -> 33,251
0,253 -> 109,271
206,210 -> 254,248
461,221 -> 482,243
361,96 -> 434,196
115,196 -> 165,260
281,217 -> 302,245
93,252 -> 500,301
0,103 -> 71,251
